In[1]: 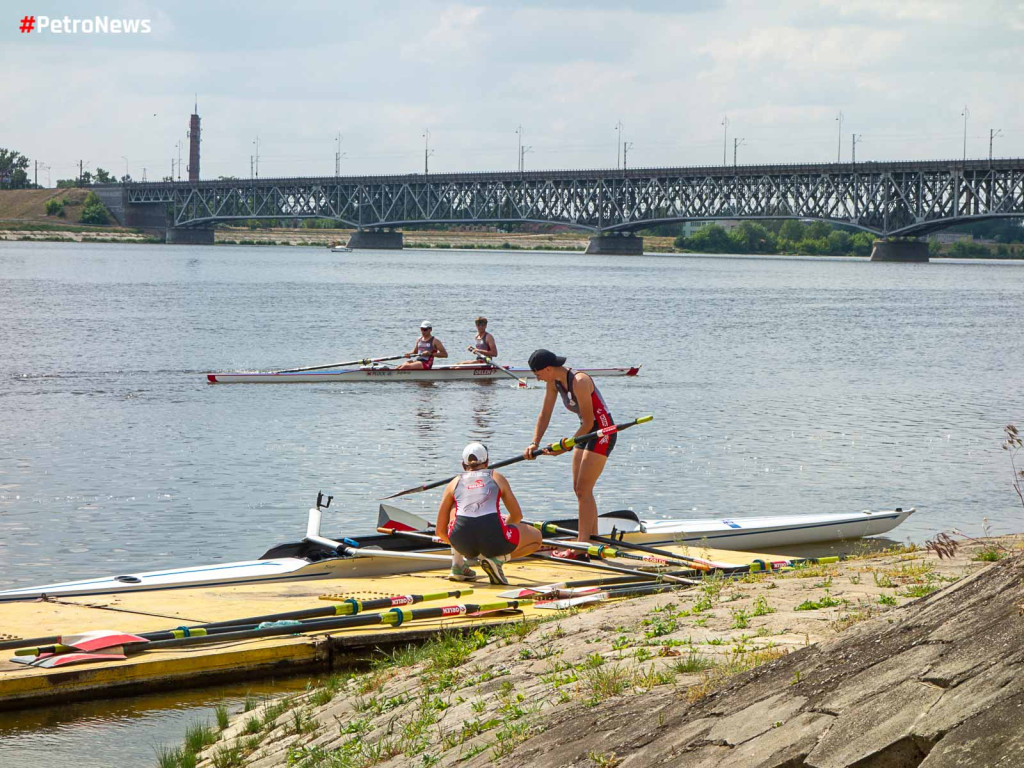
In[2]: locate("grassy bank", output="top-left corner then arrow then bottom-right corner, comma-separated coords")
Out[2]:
164,535 -> 1012,768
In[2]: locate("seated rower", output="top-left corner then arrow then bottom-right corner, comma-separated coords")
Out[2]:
398,321 -> 448,370
436,441 -> 542,584
458,316 -> 498,365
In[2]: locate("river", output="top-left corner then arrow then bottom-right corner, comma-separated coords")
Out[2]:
1,241 -> 1021,765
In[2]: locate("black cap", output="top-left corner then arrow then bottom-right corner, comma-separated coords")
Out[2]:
528,349 -> 566,372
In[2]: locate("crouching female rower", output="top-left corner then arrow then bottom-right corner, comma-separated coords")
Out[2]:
436,442 -> 542,584
523,349 -> 615,557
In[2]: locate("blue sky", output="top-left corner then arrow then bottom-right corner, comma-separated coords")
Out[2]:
2,0 -> 1022,183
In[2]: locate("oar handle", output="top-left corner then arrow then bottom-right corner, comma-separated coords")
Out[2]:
492,415 -> 654,470
381,415 -> 653,499
465,348 -> 528,387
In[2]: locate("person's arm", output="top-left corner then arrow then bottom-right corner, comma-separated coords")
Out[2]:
405,339 -> 418,358
493,471 -> 522,524
572,372 -> 596,440
524,382 -> 558,458
433,338 -> 448,358
435,480 -> 457,542
484,333 -> 497,357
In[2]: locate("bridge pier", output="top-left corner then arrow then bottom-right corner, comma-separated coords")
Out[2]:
585,233 -> 644,256
166,228 -> 215,245
347,228 -> 404,250
870,240 -> 930,263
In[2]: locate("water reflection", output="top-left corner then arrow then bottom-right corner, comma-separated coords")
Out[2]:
468,381 -> 497,440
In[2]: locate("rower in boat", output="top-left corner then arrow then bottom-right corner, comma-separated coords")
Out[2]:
458,316 -> 498,364
436,442 -> 542,585
524,349 -> 616,558
397,321 -> 448,370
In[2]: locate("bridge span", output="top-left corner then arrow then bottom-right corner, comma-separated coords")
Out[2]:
96,158 -> 1024,259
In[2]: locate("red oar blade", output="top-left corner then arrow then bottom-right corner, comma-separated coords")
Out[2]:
377,504 -> 433,532
12,649 -> 128,668
60,630 -> 149,652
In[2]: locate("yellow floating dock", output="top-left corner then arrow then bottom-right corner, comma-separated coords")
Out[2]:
0,544 -> 790,711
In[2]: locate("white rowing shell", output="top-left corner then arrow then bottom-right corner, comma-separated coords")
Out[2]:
206,364 -> 640,384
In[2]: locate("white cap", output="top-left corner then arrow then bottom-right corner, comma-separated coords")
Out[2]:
420,320 -> 432,329
462,442 -> 488,465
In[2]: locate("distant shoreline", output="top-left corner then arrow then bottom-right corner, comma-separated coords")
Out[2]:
1,219 -> 1022,259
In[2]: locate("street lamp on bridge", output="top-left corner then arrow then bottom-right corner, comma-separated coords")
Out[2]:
423,128 -> 434,174
615,120 -> 624,170
721,116 -> 729,166
961,106 -> 969,162
836,111 -> 843,163
989,128 -> 1002,163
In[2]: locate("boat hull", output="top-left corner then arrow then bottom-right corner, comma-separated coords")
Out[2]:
206,364 -> 640,384
0,508 -> 912,602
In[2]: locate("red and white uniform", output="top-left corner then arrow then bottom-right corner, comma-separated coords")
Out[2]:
448,469 -> 519,557
555,369 -> 616,457
415,336 -> 436,369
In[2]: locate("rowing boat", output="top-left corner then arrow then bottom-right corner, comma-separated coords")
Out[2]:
206,363 -> 640,384
0,503 -> 913,602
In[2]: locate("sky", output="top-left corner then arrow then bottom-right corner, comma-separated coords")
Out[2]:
2,0 -> 1022,184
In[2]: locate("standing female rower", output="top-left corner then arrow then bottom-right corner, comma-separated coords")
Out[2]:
522,349 -> 615,554
398,321 -> 448,370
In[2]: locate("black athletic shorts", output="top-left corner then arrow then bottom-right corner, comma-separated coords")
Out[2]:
575,421 -> 616,457
448,514 -> 518,559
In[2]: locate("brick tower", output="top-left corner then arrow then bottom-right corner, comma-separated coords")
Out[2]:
187,99 -> 200,182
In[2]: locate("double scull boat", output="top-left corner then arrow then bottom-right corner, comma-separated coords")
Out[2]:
207,363 -> 641,384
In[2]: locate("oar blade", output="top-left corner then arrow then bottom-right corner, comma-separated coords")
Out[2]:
61,630 -> 150,652
12,649 -> 128,668
377,504 -> 433,532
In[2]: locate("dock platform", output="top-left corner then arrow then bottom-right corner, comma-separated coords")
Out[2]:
0,544 -> 787,711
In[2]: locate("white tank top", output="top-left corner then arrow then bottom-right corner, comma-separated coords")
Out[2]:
453,469 -> 501,519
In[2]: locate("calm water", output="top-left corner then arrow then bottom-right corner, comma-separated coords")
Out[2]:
1,241 -> 1023,763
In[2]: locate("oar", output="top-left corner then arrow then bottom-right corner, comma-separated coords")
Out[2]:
527,520 -> 726,571
140,598 -> 533,651
465,347 -> 528,388
13,599 -> 533,665
375,526 -> 697,586
497,575 -> 658,599
529,552 -> 697,585
383,415 -> 654,499
537,538 -> 691,568
10,589 -> 472,656
278,353 -> 407,374
536,582 -> 683,610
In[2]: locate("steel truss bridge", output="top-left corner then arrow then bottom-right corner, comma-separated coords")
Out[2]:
123,159 -> 1024,237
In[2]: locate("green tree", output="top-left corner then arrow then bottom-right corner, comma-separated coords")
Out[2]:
44,198 -> 67,217
805,220 -> 832,240
851,232 -> 873,256
93,167 -> 115,184
827,230 -> 851,253
683,224 -> 735,253
79,191 -> 110,225
779,219 -> 805,242
731,221 -> 776,253
0,148 -> 31,189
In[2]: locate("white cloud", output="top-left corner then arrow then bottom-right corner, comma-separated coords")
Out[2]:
1,0 -> 1021,178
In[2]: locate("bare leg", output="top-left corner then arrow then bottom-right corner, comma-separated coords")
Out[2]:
508,523 -> 542,559
571,449 -> 607,543
396,360 -> 427,370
